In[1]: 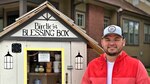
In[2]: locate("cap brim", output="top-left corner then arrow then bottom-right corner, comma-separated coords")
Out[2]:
102,33 -> 123,38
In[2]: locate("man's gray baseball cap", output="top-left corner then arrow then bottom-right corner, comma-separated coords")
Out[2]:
102,25 -> 123,38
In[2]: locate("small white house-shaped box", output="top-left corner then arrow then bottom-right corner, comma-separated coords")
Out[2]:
0,1 -> 103,84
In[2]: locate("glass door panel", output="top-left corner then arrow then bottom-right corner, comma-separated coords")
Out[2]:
27,51 -> 62,84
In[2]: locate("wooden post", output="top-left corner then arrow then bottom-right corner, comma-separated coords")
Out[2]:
19,0 -> 27,16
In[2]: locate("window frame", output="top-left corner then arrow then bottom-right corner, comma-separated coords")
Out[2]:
144,24 -> 150,44
132,0 -> 139,5
122,19 -> 140,45
75,11 -> 85,29
104,16 -> 110,28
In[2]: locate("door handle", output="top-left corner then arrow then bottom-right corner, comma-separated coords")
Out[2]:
66,73 -> 68,84
67,65 -> 73,70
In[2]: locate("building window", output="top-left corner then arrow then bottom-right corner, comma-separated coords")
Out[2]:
104,17 -> 110,28
132,0 -> 139,5
75,11 -> 85,28
7,15 -> 19,26
146,0 -> 150,2
144,24 -> 150,43
7,11 -> 19,26
123,19 -> 139,45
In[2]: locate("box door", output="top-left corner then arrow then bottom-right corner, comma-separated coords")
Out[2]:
25,42 -> 72,84
27,50 -> 62,84
63,42 -> 72,84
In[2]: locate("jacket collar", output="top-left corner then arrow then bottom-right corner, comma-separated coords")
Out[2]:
100,50 -> 128,63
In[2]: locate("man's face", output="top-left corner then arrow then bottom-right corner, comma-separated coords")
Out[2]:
101,34 -> 125,56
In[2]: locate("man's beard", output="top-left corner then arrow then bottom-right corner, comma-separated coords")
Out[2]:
105,49 -> 122,56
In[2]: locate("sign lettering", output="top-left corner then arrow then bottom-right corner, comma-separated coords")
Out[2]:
22,22 -> 70,37
12,21 -> 77,38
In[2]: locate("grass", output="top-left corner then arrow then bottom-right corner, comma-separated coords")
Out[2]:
146,68 -> 150,76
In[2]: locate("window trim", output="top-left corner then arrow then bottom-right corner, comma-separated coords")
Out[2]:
104,16 -> 110,28
75,11 -> 86,28
122,18 -> 140,46
144,23 -> 150,44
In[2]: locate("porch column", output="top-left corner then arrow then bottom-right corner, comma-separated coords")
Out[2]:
19,0 -> 27,16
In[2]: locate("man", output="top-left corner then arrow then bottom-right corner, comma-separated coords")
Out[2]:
81,25 -> 150,84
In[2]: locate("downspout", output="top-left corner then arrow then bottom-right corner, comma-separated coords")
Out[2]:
117,12 -> 120,26
117,8 -> 123,26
